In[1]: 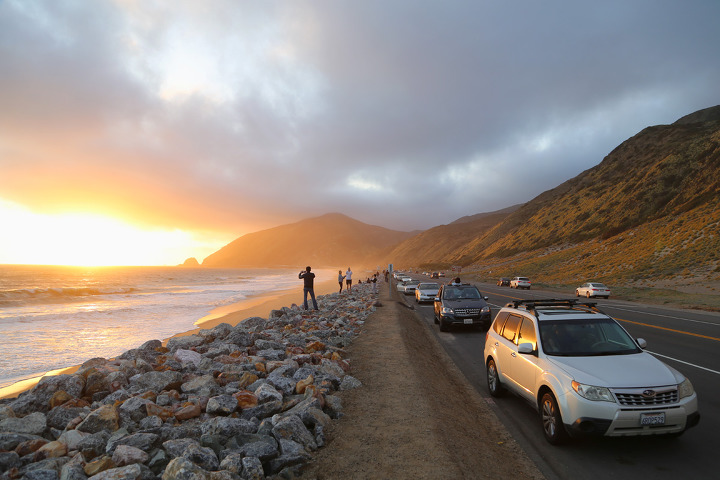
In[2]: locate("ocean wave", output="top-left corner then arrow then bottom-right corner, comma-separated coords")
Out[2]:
0,286 -> 138,306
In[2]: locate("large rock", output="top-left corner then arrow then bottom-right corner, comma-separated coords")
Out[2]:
76,404 -> 119,434
0,411 -> 47,435
166,335 -> 204,352
161,457 -> 210,480
128,371 -> 182,393
9,374 -> 85,414
111,444 -> 149,467
199,417 -> 256,437
271,415 -> 317,451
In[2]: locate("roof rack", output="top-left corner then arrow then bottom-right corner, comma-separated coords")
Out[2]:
505,298 -> 603,316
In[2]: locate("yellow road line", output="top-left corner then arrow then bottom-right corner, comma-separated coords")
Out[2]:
617,317 -> 720,342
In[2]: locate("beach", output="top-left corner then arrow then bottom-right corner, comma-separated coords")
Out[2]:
0,273 -> 340,400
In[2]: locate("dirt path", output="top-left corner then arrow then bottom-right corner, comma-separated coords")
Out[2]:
302,284 -> 545,479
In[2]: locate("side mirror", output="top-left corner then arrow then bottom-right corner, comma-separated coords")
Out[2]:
518,343 -> 535,355
434,297 -> 440,302
636,338 -> 647,349
484,296 -> 489,301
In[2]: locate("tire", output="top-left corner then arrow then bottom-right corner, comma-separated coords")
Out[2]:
487,358 -> 504,397
439,319 -> 449,332
586,292 -> 591,298
575,291 -> 580,297
541,392 -> 568,445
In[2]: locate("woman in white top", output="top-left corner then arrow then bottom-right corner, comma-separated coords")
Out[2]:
345,267 -> 353,292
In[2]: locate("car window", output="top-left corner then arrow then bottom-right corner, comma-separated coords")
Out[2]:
501,314 -> 522,342
539,318 -> 641,356
493,312 -> 509,334
517,319 -> 537,350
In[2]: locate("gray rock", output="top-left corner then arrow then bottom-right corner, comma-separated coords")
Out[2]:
0,451 -> 22,472
87,463 -> 142,480
163,438 -> 201,458
218,452 -> 244,475
76,404 -> 119,434
161,457 -> 210,480
118,396 -> 152,424
267,439 -> 311,474
253,383 -> 282,404
9,374 -> 85,415
57,429 -> 91,451
174,349 -> 203,367
239,400 -> 282,421
0,405 -> 15,421
22,469 -> 60,480
182,443 -> 219,471
256,349 -> 285,361
271,415 -> 316,452
254,339 -> 284,351
205,395 -> 238,416
339,375 -> 362,390
107,432 -> 159,454
200,417 -> 256,437
138,339 -> 163,351
240,456 -> 264,480
128,371 -> 182,393
166,335 -> 204,352
112,444 -> 149,466
238,438 -> 279,462
77,430 -> 111,461
47,405 -> 88,430
138,415 -> 163,431
0,411 -> 47,435
181,375 -> 219,395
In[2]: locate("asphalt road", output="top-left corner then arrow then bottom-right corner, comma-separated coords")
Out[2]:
396,275 -> 719,480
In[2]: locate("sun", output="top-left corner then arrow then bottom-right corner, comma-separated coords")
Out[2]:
0,201 -> 217,266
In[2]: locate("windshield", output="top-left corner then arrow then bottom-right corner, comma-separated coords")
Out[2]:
538,318 -> 641,356
418,283 -> 439,290
445,286 -> 482,300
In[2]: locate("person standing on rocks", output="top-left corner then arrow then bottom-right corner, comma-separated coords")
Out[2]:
338,270 -> 346,293
299,266 -> 319,310
345,267 -> 353,292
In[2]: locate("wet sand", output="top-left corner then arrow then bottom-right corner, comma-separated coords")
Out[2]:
0,278 -> 340,400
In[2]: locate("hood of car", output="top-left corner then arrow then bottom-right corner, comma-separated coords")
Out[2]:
445,299 -> 487,308
547,352 -> 683,388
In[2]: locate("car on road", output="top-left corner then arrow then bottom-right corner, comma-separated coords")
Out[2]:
433,284 -> 491,331
576,282 -> 611,299
497,277 -> 511,287
430,272 -> 439,278
510,277 -> 531,289
483,299 -> 700,444
415,282 -> 440,303
397,280 -> 419,294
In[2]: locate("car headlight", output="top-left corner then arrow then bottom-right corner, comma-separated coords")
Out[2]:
481,306 -> 490,314
571,381 -> 615,402
678,377 -> 694,399
441,307 -> 454,315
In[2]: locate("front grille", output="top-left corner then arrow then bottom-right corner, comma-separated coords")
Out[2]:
614,388 -> 678,406
454,308 -> 480,317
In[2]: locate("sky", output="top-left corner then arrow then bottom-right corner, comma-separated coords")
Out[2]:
1,0 -> 719,266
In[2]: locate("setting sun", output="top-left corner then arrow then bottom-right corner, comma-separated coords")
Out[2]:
0,200 -> 224,266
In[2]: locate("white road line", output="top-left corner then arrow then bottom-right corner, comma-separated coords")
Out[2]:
603,305 -> 720,326
647,350 -> 720,376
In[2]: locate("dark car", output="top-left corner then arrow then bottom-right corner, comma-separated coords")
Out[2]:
497,277 -> 510,286
433,284 -> 491,332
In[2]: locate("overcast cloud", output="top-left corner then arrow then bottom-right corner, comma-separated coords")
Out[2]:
1,0 -> 719,237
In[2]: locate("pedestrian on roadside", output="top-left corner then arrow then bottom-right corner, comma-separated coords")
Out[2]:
299,266 -> 318,310
345,267 -> 353,292
372,274 -> 378,293
338,270 -> 345,293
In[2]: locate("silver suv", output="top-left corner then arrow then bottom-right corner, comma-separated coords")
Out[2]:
483,299 -> 699,444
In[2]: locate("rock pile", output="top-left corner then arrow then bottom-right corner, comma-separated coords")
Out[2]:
0,287 -> 378,479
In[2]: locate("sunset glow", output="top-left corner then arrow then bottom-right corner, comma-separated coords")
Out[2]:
0,201 -> 226,266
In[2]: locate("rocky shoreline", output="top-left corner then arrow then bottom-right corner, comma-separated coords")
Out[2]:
0,285 -> 379,479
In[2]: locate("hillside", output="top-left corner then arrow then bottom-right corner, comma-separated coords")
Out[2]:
383,206 -> 519,268
202,213 -> 414,268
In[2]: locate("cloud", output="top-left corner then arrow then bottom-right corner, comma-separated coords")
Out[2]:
1,0 -> 718,238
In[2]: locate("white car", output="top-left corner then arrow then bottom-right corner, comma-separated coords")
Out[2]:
415,282 -> 440,303
576,282 -> 611,299
510,277 -> 531,289
483,299 -> 699,444
397,280 -> 419,294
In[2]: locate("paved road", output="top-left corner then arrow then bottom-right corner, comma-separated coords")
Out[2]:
397,275 -> 719,480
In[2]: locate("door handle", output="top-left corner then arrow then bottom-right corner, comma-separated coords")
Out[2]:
511,352 -> 517,357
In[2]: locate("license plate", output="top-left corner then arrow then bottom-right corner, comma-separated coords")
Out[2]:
464,319 -> 473,325
640,412 -> 665,425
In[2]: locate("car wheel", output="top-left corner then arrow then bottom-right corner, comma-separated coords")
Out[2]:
586,292 -> 591,298
541,392 -> 568,445
439,319 -> 449,332
575,290 -> 580,297
487,358 -> 504,397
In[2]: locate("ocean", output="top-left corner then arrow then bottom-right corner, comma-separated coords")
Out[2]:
0,265 -> 331,389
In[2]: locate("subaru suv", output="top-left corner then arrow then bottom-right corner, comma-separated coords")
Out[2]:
433,284 -> 491,331
483,299 -> 699,444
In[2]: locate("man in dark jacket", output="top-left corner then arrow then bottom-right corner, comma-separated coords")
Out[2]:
299,266 -> 318,310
